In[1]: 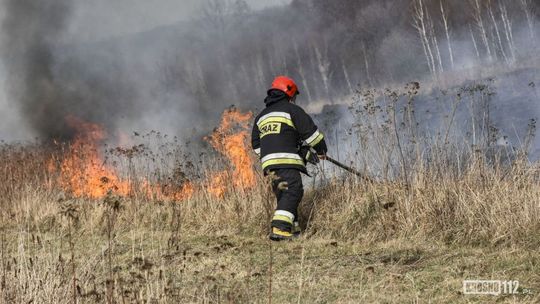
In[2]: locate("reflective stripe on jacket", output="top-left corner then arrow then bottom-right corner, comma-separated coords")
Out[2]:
251,90 -> 327,173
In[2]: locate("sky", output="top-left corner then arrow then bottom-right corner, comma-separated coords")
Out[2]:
68,0 -> 290,42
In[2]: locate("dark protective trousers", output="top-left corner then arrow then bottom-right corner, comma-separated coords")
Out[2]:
270,168 -> 304,231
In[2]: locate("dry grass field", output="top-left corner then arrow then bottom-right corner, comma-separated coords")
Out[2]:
1,84 -> 539,303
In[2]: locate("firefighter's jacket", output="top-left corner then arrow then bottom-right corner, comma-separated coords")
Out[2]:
251,90 -> 327,174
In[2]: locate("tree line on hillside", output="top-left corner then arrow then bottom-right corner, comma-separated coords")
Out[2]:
158,0 -> 538,116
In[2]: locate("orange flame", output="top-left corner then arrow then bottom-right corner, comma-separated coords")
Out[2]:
206,108 -> 257,197
58,116 -> 130,199
206,172 -> 229,198
51,116 -> 194,200
49,108 -> 256,200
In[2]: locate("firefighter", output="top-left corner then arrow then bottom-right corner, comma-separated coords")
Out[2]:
252,76 -> 328,241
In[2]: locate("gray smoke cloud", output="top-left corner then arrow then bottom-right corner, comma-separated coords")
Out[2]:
1,1 -> 75,139
0,0 -> 289,142
0,0 -> 538,152
66,0 -> 287,42
0,0 -> 142,140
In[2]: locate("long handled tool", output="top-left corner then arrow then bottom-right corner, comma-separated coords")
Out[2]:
322,155 -> 374,182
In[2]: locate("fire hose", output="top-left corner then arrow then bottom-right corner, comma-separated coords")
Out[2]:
320,155 -> 374,183
301,146 -> 374,182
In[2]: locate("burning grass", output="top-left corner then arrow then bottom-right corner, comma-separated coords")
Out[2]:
37,108 -> 256,203
0,84 -> 539,303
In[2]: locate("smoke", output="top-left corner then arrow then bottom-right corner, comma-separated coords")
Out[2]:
0,0 -> 145,140
1,1 -> 73,139
0,0 -> 287,142
0,0 -> 538,153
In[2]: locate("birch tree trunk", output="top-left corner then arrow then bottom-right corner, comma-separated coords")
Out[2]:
519,0 -> 535,39
471,0 -> 492,62
427,9 -> 444,73
362,42 -> 373,87
440,1 -> 455,69
413,0 -> 437,75
314,43 -> 333,104
470,25 -> 481,60
293,41 -> 313,103
487,1 -> 508,64
254,54 -> 266,93
499,2 -> 516,62
185,58 -> 210,115
341,59 -> 354,96
272,37 -> 289,75
267,49 -> 277,78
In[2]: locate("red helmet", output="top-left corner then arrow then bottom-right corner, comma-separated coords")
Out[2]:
269,76 -> 299,98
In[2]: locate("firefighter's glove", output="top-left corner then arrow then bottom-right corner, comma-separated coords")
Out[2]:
299,145 -> 320,165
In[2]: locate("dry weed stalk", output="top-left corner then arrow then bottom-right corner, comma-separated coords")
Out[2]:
59,201 -> 80,304
0,81 -> 538,302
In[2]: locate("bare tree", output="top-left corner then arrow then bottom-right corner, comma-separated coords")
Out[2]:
201,0 -> 230,33
239,63 -> 253,95
440,1 -> 455,69
362,41 -> 372,87
519,0 -> 536,39
470,0 -> 492,62
487,0 -> 509,64
499,2 -> 516,62
412,0 -> 437,75
293,41 -> 313,103
187,59 -> 210,102
157,51 -> 183,93
253,53 -> 266,93
270,36 -> 288,77
427,9 -> 444,73
341,58 -> 354,96
201,0 -> 250,27
267,48 -> 278,77
314,42 -> 333,103
200,0 -> 241,95
225,63 -> 240,102
470,25 -> 481,59
232,0 -> 251,18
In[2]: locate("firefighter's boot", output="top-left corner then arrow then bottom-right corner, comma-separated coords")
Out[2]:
269,227 -> 294,241
292,222 -> 301,238
269,210 -> 295,241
